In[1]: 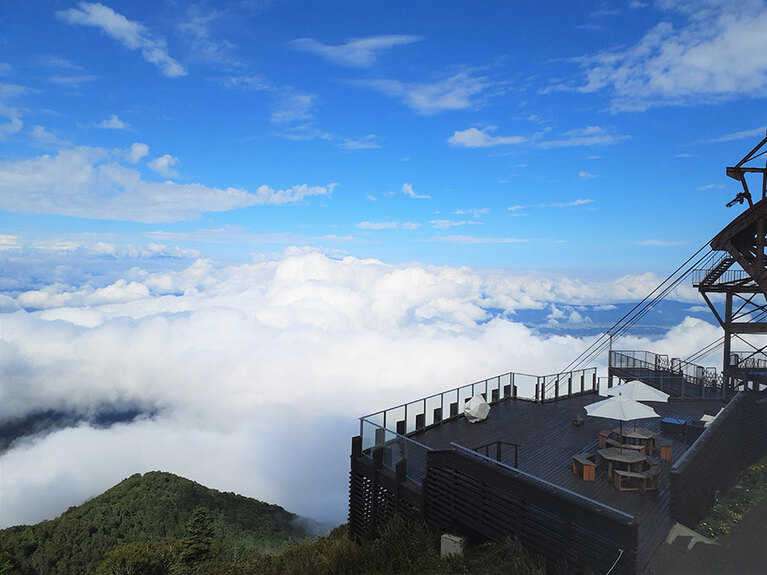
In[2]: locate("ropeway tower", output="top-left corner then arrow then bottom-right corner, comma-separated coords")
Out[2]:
693,134 -> 767,392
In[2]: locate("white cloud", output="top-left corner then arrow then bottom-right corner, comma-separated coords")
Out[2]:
0,249 -> 716,527
217,75 -> 272,92
0,234 -> 21,250
57,2 -> 186,78
578,170 -> 598,179
0,83 -> 29,98
539,126 -> 629,148
402,182 -> 429,199
447,127 -> 525,148
0,146 -> 336,222
541,199 -> 593,208
357,71 -> 493,115
0,105 -> 22,138
699,126 -> 767,143
452,208 -> 489,218
97,114 -> 129,130
578,1 -> 767,110
128,142 -> 149,163
337,135 -> 380,150
430,219 -> 481,229
30,125 -> 68,148
357,221 -> 420,230
148,154 -> 180,178
289,35 -> 421,67
270,90 -> 316,125
177,6 -> 238,66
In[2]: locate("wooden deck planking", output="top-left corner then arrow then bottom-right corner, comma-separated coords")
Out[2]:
409,394 -> 725,571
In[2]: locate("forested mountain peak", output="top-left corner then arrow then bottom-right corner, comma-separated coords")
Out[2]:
0,471 -> 307,575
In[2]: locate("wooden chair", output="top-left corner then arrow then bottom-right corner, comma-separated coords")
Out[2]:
659,440 -> 673,461
572,452 -> 597,481
641,468 -> 660,492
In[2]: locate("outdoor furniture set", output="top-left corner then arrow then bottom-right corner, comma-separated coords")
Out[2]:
573,426 -> 670,493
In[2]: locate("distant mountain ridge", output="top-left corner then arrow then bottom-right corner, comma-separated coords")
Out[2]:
0,471 -> 308,575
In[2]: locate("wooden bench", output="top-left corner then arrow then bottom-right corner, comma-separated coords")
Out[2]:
613,470 -> 645,491
642,468 -> 660,491
599,429 -> 613,448
614,468 -> 660,492
605,437 -> 646,453
572,452 -> 597,481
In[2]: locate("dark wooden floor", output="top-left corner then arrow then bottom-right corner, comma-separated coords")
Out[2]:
409,393 -> 726,573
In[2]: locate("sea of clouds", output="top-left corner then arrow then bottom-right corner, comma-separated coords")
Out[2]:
0,246 -> 722,528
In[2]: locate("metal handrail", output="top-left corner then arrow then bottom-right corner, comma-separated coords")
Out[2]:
472,440 -> 520,468
451,442 -> 635,523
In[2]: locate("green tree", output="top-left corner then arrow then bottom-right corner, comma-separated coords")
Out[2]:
176,508 -> 214,566
0,551 -> 22,575
97,540 -> 178,575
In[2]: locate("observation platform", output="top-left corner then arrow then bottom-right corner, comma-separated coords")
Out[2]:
407,393 -> 724,573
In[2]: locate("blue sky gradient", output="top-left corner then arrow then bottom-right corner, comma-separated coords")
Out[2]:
2,0 -> 766,270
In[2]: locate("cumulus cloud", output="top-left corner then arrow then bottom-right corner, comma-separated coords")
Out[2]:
402,182 -> 429,199
97,114 -> 129,130
148,154 -> 180,178
0,245 -> 725,529
448,127 -> 525,148
0,249 -> 719,528
356,71 -> 493,115
57,2 -> 186,77
128,142 -> 149,163
577,0 -> 767,110
0,146 -> 335,222
289,35 -> 421,67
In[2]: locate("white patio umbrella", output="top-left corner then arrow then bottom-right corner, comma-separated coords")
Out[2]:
585,394 -> 660,444
605,379 -> 669,403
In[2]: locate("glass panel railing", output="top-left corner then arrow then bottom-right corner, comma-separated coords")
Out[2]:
359,420 -> 432,485
425,394 -> 442,426
406,399 -> 425,433
385,405 -> 405,433
514,373 -> 538,400
499,373 -> 511,400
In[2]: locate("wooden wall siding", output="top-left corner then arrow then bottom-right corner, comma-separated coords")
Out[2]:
349,447 -> 422,539
423,449 -> 638,575
670,392 -> 767,526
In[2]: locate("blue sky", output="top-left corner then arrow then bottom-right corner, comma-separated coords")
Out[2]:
2,0 -> 766,271
1,0 -> 766,528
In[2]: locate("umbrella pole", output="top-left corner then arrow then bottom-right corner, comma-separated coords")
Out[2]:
619,420 -> 623,452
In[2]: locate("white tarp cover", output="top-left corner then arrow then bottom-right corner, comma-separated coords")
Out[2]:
463,394 -> 490,423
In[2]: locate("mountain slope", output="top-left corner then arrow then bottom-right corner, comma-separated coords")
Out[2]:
0,471 -> 307,575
